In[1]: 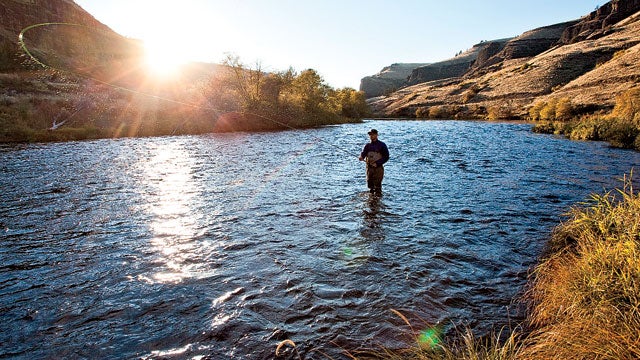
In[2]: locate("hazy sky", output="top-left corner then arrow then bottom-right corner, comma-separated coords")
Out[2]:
74,0 -> 606,89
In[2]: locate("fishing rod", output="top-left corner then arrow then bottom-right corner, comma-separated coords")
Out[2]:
19,22 -> 362,158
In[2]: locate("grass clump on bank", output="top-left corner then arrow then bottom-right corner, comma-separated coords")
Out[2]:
348,174 -> 640,359
521,173 -> 640,359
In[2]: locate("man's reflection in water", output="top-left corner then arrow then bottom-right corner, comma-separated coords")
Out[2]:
360,193 -> 385,242
342,193 -> 386,265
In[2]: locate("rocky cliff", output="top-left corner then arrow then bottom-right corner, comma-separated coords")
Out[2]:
359,40 -> 513,98
466,22 -> 576,77
559,0 -> 640,44
406,39 -> 512,85
367,0 -> 640,119
359,63 -> 429,98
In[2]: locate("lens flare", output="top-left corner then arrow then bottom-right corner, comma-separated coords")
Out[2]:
418,327 -> 441,349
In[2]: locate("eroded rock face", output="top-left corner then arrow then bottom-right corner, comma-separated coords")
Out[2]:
406,40 -> 511,86
466,22 -> 576,77
359,63 -> 429,98
559,0 -> 640,44
365,0 -> 640,119
360,40 -> 512,98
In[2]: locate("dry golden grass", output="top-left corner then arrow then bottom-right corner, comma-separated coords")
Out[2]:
522,173 -> 640,359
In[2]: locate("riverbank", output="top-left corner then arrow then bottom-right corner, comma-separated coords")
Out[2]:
0,68 -> 368,143
357,174 -> 640,359
531,87 -> 640,151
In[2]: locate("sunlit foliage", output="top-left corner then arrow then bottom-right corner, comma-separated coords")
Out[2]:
208,55 -> 369,131
532,88 -> 640,150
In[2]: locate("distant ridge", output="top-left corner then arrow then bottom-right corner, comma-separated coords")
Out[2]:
364,0 -> 640,119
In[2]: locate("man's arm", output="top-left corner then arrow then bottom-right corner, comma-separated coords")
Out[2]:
378,142 -> 389,166
359,144 -> 369,161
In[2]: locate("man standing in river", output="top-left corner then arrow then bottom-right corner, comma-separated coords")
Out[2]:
359,129 -> 389,195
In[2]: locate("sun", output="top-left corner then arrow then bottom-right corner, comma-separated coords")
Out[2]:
121,2 -> 224,78
144,39 -> 190,77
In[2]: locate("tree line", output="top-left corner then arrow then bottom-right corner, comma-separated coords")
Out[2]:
0,55 -> 370,142
202,55 -> 369,132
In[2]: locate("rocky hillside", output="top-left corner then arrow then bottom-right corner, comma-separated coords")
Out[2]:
406,39 -> 512,86
359,63 -> 429,98
367,0 -> 640,119
358,40 -> 514,98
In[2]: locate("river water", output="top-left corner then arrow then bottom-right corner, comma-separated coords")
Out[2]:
1,120 -> 639,359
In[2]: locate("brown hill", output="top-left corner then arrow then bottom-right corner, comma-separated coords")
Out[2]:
0,0 -> 137,72
359,63 -> 430,98
406,39 -> 512,86
368,0 -> 640,119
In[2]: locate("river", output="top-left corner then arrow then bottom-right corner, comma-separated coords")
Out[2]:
1,120 -> 639,359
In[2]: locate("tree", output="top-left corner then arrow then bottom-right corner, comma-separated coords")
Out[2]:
202,56 -> 367,130
289,69 -> 330,112
221,54 -> 265,110
333,88 -> 369,119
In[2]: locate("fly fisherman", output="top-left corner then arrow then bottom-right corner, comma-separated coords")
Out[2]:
359,129 -> 389,195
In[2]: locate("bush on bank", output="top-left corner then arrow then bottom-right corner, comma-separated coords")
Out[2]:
532,87 -> 640,150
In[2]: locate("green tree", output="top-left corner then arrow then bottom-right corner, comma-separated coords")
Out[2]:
333,87 -> 369,119
289,69 -> 330,112
260,67 -> 296,107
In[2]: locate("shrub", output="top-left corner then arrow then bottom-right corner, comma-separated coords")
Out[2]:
528,101 -> 545,121
529,98 -> 574,122
461,84 -> 480,103
555,98 -> 573,121
568,116 -> 608,141
518,62 -> 534,72
428,105 -> 446,119
531,122 -> 556,134
612,49 -> 627,60
603,120 -> 639,148
538,98 -> 558,120
611,87 -> 640,124
486,104 -> 513,120
426,105 -> 465,119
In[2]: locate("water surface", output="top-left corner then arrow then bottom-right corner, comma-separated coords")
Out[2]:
1,120 -> 639,359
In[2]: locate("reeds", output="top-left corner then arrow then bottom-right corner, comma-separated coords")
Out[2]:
522,172 -> 640,359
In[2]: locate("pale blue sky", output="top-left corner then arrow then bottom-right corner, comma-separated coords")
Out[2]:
74,0 -> 606,89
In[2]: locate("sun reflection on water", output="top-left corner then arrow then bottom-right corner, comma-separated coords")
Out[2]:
139,142 -> 212,284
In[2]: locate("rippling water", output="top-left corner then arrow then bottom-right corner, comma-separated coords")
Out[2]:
2,120 -> 639,359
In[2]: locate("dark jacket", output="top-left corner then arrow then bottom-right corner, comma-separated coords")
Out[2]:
360,140 -> 389,167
